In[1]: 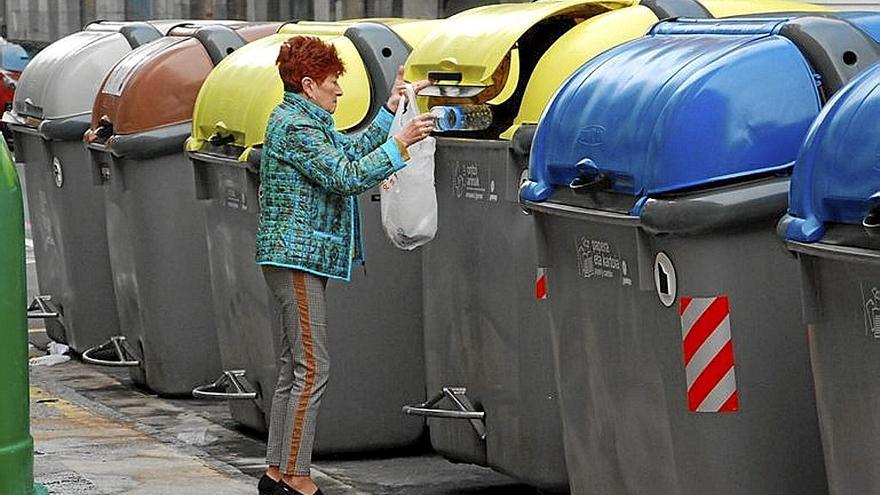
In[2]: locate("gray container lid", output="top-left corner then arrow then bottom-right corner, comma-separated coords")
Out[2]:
12,29 -> 133,121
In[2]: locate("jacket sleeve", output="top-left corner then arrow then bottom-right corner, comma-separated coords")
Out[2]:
334,106 -> 396,161
270,118 -> 407,196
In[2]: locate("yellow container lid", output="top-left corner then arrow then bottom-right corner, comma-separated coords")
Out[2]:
286,17 -> 445,48
404,0 -> 636,94
279,21 -> 350,36
503,5 -> 658,138
377,19 -> 445,49
503,0 -> 831,138
406,0 -> 636,136
187,18 -> 441,159
187,31 -> 368,158
285,19 -> 443,48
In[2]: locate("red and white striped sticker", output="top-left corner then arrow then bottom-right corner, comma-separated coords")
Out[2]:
536,267 -> 548,300
679,296 -> 739,413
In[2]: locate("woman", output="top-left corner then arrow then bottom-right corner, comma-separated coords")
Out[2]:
255,36 -> 435,495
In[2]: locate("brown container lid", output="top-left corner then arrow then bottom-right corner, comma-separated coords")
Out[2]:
91,23 -> 280,136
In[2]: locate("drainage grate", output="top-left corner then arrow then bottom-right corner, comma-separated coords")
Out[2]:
38,471 -> 101,494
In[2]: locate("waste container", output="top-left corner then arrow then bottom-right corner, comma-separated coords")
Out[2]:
0,41 -> 30,139
0,21 -> 178,353
779,61 -> 880,495
400,0 -> 823,490
185,19 -> 439,450
0,137 -> 46,495
520,14 -> 880,495
81,22 -> 280,396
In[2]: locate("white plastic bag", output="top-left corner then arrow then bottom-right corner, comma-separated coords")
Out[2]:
380,84 -> 437,250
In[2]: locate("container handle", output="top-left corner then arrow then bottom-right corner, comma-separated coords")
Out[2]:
569,158 -> 609,191
82,336 -> 140,367
518,168 -> 533,216
192,370 -> 258,401
27,295 -> 59,319
208,121 -> 236,148
427,71 -> 462,83
166,22 -> 201,33
863,192 -> 880,228
208,132 -> 236,147
92,116 -> 114,142
402,387 -> 486,440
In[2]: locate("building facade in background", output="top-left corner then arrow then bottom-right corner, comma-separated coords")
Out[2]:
0,0 -> 509,48
1,0 -> 873,50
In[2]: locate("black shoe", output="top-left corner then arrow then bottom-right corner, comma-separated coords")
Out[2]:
274,480 -> 324,495
258,474 -> 278,495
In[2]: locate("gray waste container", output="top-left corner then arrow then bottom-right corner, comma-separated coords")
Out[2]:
521,14 -> 880,495
0,21 -> 168,353
779,59 -> 880,495
81,22 -> 280,396
400,0 -> 720,490
185,19 -> 433,450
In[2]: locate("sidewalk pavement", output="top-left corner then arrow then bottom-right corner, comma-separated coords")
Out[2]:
29,356 -> 544,495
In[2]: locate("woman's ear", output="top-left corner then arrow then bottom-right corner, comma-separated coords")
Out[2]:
301,77 -> 315,99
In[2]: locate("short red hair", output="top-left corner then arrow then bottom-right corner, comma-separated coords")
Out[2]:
277,36 -> 346,93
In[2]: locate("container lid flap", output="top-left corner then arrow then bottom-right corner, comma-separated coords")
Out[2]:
149,19 -> 238,34
189,32 -> 371,153
12,30 -> 132,120
92,36 -> 210,136
376,19 -> 445,49
508,5 -> 659,137
784,63 -> 880,242
100,37 -> 188,98
280,21 -> 349,36
280,19 -> 442,48
405,0 -> 634,88
523,24 -> 822,203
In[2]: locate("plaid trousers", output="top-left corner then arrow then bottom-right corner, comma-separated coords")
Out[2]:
263,266 -> 330,475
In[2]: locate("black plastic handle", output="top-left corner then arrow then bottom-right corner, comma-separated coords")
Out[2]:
570,173 -> 610,191
427,71 -> 463,83
569,158 -> 610,192
208,132 -> 236,147
94,116 -> 114,141
863,192 -> 880,228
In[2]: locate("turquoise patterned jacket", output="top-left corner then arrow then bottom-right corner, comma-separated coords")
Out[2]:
256,91 -> 405,281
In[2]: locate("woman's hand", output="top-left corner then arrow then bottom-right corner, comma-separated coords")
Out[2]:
394,113 -> 436,147
386,66 -> 432,114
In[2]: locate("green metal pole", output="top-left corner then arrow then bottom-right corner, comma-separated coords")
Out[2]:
0,138 -> 45,495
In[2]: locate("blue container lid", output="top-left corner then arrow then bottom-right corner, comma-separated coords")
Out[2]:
783,62 -> 880,242
523,17 -> 826,205
836,11 -> 880,43
0,43 -> 29,73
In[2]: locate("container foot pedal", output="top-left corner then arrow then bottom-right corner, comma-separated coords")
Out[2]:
82,336 -> 140,367
403,387 -> 486,440
192,370 -> 258,400
27,295 -> 59,319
